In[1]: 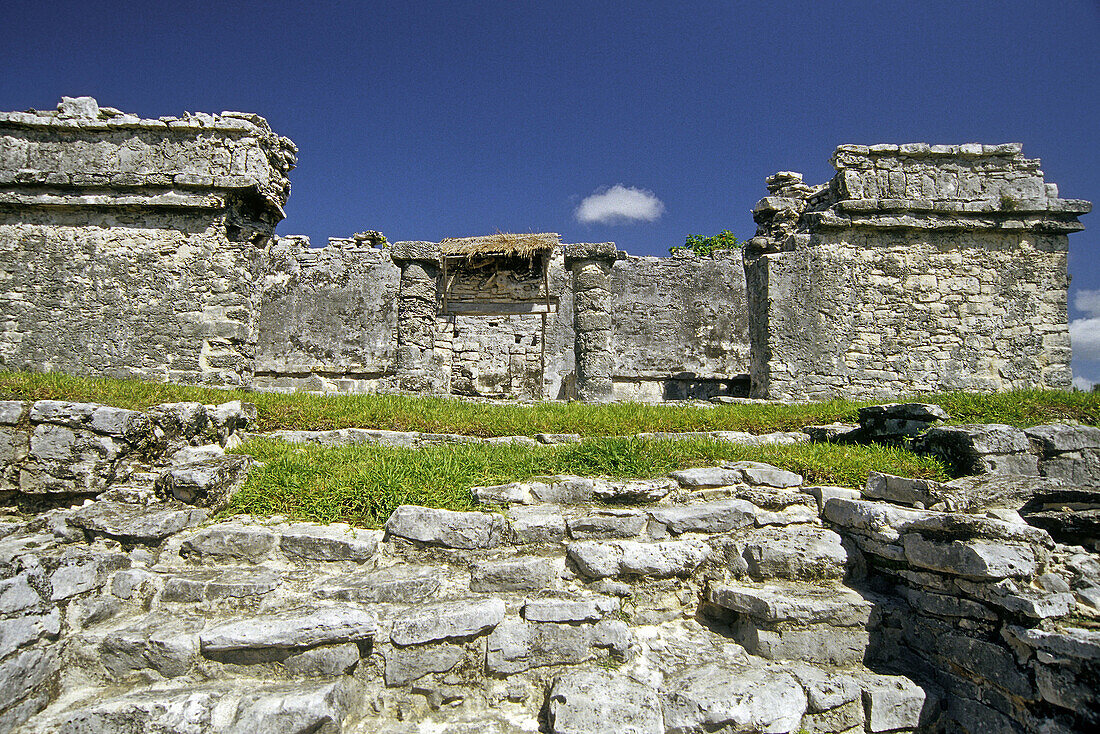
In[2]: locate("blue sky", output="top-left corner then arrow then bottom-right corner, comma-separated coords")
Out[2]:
3,1 -> 1099,382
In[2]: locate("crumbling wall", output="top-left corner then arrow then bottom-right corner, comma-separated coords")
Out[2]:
611,251 -> 750,400
747,145 -> 1090,401
0,97 -> 295,386
254,235 -> 400,393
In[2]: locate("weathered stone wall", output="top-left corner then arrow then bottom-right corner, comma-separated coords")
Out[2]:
0,97 -> 295,386
747,145 -> 1091,400
611,251 -> 749,401
254,235 -> 399,393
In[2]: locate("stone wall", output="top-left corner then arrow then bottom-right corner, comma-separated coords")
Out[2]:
1,98 -> 1092,403
0,97 -> 295,386
254,234 -> 399,393
747,145 -> 1091,401
611,251 -> 750,401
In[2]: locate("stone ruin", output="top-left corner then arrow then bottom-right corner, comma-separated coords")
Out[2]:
1,398 -> 1099,732
1,97 -> 1099,734
0,98 -> 1091,402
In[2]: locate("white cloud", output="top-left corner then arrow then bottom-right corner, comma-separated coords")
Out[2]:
1073,375 -> 1095,391
1070,317 -> 1100,361
1074,288 -> 1100,317
574,184 -> 665,225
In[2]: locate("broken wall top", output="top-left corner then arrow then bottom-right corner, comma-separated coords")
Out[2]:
0,96 -> 297,219
751,143 -> 1092,250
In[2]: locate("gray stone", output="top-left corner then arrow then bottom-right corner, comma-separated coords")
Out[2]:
227,680 -> 350,734
312,566 -> 441,604
650,499 -> 757,534
668,466 -> 742,488
486,618 -> 594,674
802,485 -> 861,511
531,475 -> 598,503
282,642 -> 360,677
277,522 -> 379,562
865,471 -> 950,507
471,480 -> 544,505
523,594 -> 619,623
901,534 -> 1038,580
568,539 -> 710,579
34,687 -> 220,734
161,567 -> 283,601
592,477 -> 677,503
1025,423 -> 1100,452
68,501 -> 208,542
737,525 -> 850,581
0,609 -> 60,659
660,662 -> 807,734
0,573 -> 44,614
536,433 -> 583,444
200,606 -> 378,652
788,663 -> 862,713
547,669 -> 663,734
385,505 -> 507,549
856,673 -> 930,733
384,642 -> 465,685
390,597 -> 506,645
0,401 -> 25,425
568,509 -> 647,539
823,497 -> 934,543
154,454 -> 252,510
508,505 -> 567,544
99,614 -> 203,678
147,402 -> 209,443
708,582 -> 875,627
179,524 -> 277,563
469,555 -> 559,592
722,460 -> 804,488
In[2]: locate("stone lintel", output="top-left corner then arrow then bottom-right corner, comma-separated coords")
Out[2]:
564,242 -> 619,266
389,241 -> 441,264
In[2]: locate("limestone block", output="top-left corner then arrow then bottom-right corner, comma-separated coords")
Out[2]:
154,454 -> 252,511
856,673 -> 930,733
385,505 -> 508,549
282,642 -> 360,677
567,539 -> 710,579
68,501 -> 209,542
469,555 -> 560,592
179,524 -> 277,563
199,606 -> 378,653
384,642 -> 465,685
100,614 -> 204,678
486,618 -> 594,674
0,610 -> 59,660
228,680 -> 350,734
507,505 -> 567,544
660,662 -> 807,734
547,669 -> 663,734
389,597 -> 505,645
901,535 -> 1038,580
568,509 -> 647,539
311,567 -> 441,605
277,522 -> 379,562
649,500 -> 758,534
523,594 -> 619,623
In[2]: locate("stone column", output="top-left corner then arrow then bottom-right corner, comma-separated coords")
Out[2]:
565,242 -> 618,402
389,241 -> 445,392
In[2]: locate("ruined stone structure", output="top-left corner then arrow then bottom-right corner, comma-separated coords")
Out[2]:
1,397 -> 1098,732
0,98 -> 1092,401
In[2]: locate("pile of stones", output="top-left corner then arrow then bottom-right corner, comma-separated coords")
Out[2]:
1,399 -> 1097,732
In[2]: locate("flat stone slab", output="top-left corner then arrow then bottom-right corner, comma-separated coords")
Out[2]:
470,555 -> 561,592
312,566 -> 441,604
179,524 -> 277,563
385,505 -> 507,549
277,522 -> 380,562
708,582 -> 875,626
547,669 -> 663,734
199,606 -> 377,652
567,539 -> 710,579
68,501 -> 208,542
523,594 -> 619,623
661,662 -> 807,734
389,597 -> 506,646
855,672 -> 931,733
650,500 -> 757,534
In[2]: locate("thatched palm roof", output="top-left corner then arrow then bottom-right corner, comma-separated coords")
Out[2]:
440,232 -> 560,258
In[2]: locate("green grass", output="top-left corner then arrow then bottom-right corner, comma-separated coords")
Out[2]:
227,437 -> 948,527
5,370 -> 1098,437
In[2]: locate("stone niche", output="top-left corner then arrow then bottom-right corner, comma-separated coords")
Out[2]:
0,96 -> 296,386
746,144 -> 1092,401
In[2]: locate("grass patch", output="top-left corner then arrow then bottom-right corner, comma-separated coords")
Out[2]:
227,437 -> 948,527
2,372 -> 1097,438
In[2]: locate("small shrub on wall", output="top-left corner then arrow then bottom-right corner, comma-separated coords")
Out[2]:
670,229 -> 741,256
